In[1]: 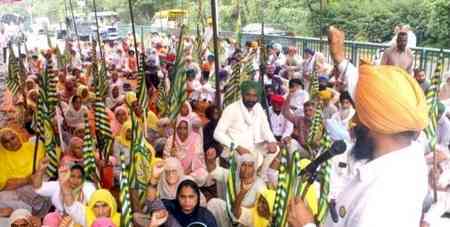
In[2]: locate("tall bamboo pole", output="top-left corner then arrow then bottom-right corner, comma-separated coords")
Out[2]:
211,0 -> 221,107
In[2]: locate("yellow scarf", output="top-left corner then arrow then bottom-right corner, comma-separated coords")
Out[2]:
86,189 -> 121,227
115,120 -> 156,166
0,128 -> 45,189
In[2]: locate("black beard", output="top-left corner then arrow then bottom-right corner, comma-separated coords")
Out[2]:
243,100 -> 257,109
351,125 -> 376,161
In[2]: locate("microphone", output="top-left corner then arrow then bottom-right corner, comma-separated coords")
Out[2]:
300,140 -> 347,176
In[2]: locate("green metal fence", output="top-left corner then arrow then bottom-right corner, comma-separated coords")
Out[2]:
117,25 -> 450,77
222,32 -> 450,77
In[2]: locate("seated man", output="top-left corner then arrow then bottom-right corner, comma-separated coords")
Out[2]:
214,80 -> 278,174
269,95 -> 293,141
7,209 -> 40,227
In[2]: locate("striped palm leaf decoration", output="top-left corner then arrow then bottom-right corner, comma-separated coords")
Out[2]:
225,144 -> 238,219
315,134 -> 333,224
156,77 -> 169,117
271,147 -> 298,227
94,84 -> 113,160
46,58 -> 58,117
34,86 -> 46,136
92,58 -> 113,160
82,113 -> 98,181
34,65 -> 50,136
6,44 -> 21,96
167,28 -> 187,120
42,112 -> 59,177
119,148 -> 133,227
89,42 -> 113,161
309,71 -> 320,99
240,51 -> 256,81
137,52 -> 148,111
129,111 -> 151,206
97,60 -> 109,98
34,65 -> 59,177
305,103 -> 324,157
223,62 -> 241,107
424,62 -> 443,152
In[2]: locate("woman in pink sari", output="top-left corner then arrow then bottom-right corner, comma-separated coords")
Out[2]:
163,117 -> 207,186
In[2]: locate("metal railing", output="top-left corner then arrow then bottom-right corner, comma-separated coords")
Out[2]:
117,25 -> 450,76
224,32 -> 450,77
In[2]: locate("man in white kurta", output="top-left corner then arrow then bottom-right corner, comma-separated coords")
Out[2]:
214,80 -> 278,174
287,26 -> 429,227
269,95 -> 293,141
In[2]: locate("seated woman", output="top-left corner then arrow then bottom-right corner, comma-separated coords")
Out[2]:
62,95 -> 89,145
156,158 -> 188,200
62,187 -> 120,226
32,159 -> 96,227
113,120 -> 155,181
60,137 -> 84,168
163,179 -> 218,227
177,101 -> 201,125
126,92 -> 159,133
205,153 -> 267,227
112,106 -> 129,137
163,118 -> 207,186
0,127 -> 47,218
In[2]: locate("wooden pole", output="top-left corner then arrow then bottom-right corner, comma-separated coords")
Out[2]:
92,0 -> 104,61
68,0 -> 82,58
64,0 -> 69,31
211,0 -> 221,107
127,0 -> 140,69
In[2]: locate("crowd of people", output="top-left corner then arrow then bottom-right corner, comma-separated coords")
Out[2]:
0,20 -> 449,227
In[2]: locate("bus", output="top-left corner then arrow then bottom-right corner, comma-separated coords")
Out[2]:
150,9 -> 187,31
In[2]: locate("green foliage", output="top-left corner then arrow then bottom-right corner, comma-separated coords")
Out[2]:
310,0 -> 449,48
4,0 -> 448,48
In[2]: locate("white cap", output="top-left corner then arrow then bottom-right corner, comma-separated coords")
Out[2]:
9,209 -> 31,226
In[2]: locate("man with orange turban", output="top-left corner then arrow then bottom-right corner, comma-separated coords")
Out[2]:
287,26 -> 429,227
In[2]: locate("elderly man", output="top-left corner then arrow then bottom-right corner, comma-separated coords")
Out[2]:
6,209 -> 39,227
288,26 -> 429,227
381,30 -> 414,74
214,80 -> 278,173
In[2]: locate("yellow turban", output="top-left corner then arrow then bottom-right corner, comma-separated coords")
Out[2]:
355,65 -> 428,134
318,89 -> 333,102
